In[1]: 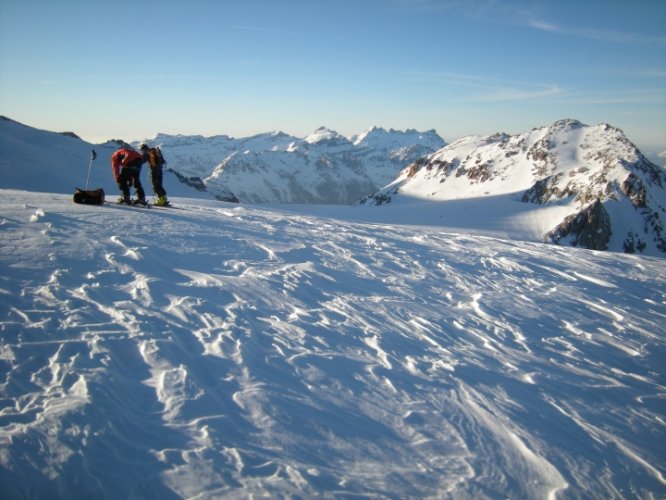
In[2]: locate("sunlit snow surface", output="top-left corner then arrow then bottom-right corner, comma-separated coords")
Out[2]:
1,190 -> 664,498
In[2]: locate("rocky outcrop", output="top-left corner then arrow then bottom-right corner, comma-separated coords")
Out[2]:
59,131 -> 81,140
522,174 -> 575,204
545,199 -> 612,251
621,173 -> 647,208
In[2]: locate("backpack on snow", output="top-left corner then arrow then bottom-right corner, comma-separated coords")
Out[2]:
147,147 -> 166,168
73,187 -> 105,205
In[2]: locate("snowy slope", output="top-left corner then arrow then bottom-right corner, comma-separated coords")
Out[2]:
361,119 -> 666,256
0,189 -> 665,499
0,117 -> 215,201
139,126 -> 445,204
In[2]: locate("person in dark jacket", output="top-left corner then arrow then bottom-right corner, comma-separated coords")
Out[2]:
139,143 -> 170,206
111,148 -> 146,205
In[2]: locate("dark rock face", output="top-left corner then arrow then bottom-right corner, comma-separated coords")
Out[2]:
621,173 -> 647,208
622,232 -> 647,254
168,168 -> 240,203
522,174 -> 575,204
545,199 -> 612,251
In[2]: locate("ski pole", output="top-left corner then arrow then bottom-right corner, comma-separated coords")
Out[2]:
85,149 -> 97,190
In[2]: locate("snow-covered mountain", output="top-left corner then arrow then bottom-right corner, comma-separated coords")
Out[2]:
138,126 -> 445,204
360,119 -> 666,256
1,189 -> 664,498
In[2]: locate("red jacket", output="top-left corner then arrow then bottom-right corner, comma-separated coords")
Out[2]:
111,148 -> 143,180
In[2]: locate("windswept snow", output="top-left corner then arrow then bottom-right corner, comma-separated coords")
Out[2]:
1,189 -> 664,498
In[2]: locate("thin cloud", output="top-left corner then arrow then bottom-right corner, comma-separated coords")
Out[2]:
527,18 -> 666,45
559,89 -> 666,105
464,84 -> 565,102
527,20 -> 560,33
380,0 -> 466,11
410,71 -> 565,102
231,25 -> 298,36
639,69 -> 666,78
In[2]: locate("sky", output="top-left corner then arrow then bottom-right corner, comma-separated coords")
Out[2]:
1,0 -> 665,151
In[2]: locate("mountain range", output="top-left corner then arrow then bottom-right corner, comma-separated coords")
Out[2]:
136,126 -> 445,204
1,116 -> 665,257
360,119 -> 666,256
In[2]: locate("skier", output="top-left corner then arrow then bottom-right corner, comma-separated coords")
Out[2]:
139,143 -> 170,206
111,147 -> 147,205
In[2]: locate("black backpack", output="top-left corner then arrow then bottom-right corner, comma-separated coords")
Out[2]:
73,187 -> 105,205
148,147 -> 166,167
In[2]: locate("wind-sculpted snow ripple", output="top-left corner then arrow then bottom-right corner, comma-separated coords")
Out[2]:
0,191 -> 664,498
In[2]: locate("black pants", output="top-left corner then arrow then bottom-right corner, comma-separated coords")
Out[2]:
150,165 -> 167,198
117,165 -> 145,200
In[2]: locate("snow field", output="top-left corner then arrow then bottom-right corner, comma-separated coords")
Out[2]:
0,190 -> 664,498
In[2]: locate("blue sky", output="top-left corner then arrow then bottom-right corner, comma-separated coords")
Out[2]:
1,0 -> 665,150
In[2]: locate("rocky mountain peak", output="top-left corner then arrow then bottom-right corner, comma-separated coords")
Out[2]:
304,127 -> 351,147
360,119 -> 666,255
548,118 -> 584,131
351,126 -> 383,143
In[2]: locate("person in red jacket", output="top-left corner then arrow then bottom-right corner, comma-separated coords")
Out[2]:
111,147 -> 147,205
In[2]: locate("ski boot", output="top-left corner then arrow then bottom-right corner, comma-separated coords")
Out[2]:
117,195 -> 131,205
154,195 -> 170,207
132,198 -> 149,207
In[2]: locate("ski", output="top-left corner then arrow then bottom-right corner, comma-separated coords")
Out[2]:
111,200 -> 151,209
150,203 -> 179,209
101,200 -> 183,210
